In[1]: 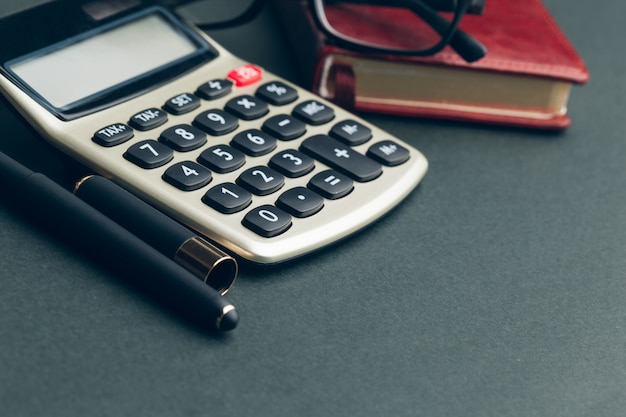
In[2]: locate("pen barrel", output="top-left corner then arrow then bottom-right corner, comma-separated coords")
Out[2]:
0,156 -> 237,331
74,175 -> 237,294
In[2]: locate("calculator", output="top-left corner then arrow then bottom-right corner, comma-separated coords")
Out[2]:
0,2 -> 428,264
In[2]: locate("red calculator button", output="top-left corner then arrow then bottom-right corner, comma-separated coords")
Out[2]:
227,64 -> 263,86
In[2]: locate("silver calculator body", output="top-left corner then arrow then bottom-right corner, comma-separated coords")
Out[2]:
0,2 -> 428,264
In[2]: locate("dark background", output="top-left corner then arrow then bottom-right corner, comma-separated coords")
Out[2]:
1,1 -> 625,416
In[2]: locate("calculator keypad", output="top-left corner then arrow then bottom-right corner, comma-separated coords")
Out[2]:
92,64 -> 416,245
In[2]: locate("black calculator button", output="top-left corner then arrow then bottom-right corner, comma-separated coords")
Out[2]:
129,108 -> 168,131
269,150 -> 315,178
237,166 -> 285,196
159,124 -> 206,152
124,140 -> 173,169
301,134 -> 382,182
242,205 -> 292,238
225,95 -> 269,120
307,170 -> 354,200
202,182 -> 252,214
163,93 -> 201,115
256,81 -> 298,105
292,100 -> 335,125
196,79 -> 233,100
193,109 -> 239,136
262,115 -> 306,140
93,123 -> 133,147
198,145 -> 246,173
276,187 -> 324,218
163,161 -> 212,191
367,141 -> 411,166
231,129 -> 277,156
329,120 -> 372,146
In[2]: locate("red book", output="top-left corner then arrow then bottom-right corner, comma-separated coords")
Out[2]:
271,0 -> 589,129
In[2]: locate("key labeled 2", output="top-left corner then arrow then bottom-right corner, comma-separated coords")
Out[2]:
237,166 -> 284,196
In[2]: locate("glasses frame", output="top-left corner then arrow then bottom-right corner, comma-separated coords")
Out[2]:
310,0 -> 486,62
185,0 -> 485,62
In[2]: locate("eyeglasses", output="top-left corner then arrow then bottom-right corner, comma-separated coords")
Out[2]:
311,0 -> 486,62
174,0 -> 486,62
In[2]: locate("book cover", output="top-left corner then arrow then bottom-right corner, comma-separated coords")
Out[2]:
271,0 -> 589,129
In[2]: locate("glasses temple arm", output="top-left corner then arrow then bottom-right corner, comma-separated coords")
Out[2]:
407,0 -> 486,62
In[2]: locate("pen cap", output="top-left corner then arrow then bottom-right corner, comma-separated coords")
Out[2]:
175,236 -> 238,295
74,175 -> 237,294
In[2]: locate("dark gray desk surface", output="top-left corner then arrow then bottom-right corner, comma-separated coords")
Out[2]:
1,1 -> 625,416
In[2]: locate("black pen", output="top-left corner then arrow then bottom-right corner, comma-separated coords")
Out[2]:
0,151 -> 238,332
74,175 -> 237,295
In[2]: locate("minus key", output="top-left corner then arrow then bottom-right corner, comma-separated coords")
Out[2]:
262,114 -> 306,140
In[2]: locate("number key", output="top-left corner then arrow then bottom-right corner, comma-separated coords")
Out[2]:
242,205 -> 292,238
269,149 -> 315,178
202,183 -> 252,214
193,109 -> 238,136
237,166 -> 284,196
198,145 -> 246,173
159,124 -> 206,152
163,161 -> 212,191
231,129 -> 277,156
124,140 -> 173,169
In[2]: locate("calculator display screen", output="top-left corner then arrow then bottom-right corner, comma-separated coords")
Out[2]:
6,8 -> 211,115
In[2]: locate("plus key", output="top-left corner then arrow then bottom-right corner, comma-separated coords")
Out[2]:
300,135 -> 382,182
